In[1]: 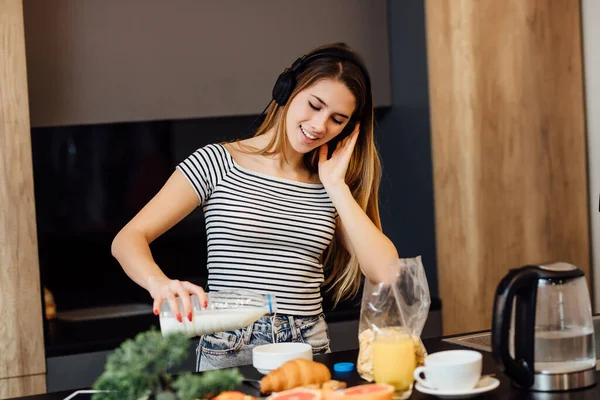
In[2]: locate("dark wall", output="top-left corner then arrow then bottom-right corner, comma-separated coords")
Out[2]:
377,0 -> 438,297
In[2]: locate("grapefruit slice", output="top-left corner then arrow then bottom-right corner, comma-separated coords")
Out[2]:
322,383 -> 395,400
268,387 -> 322,400
212,391 -> 256,400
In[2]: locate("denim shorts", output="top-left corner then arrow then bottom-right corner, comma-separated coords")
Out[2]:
196,313 -> 331,371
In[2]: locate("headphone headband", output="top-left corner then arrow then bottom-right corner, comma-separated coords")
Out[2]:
272,47 -> 372,108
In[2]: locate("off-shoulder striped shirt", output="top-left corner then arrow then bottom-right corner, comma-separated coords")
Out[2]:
177,143 -> 337,316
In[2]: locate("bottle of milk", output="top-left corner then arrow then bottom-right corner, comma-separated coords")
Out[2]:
158,290 -> 277,338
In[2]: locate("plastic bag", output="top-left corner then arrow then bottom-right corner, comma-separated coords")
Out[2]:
357,256 -> 431,383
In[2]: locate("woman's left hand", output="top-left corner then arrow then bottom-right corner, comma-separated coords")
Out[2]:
318,123 -> 360,191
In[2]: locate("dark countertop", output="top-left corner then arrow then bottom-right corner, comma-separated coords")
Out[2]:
45,313 -> 159,357
18,332 -> 600,400
45,298 -> 442,357
44,308 -> 361,358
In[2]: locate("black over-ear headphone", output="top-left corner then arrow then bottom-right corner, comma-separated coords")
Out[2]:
271,47 -> 372,145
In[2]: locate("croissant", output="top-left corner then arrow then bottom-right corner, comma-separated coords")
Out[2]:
260,358 -> 332,393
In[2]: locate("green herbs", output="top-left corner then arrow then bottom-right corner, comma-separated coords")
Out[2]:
91,328 -> 243,400
173,369 -> 246,400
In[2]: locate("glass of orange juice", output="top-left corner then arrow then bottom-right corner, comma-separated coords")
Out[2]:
373,327 -> 417,392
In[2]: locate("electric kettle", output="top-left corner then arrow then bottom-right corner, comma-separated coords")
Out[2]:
491,262 -> 597,391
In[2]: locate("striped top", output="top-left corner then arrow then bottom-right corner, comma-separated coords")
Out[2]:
176,143 -> 338,316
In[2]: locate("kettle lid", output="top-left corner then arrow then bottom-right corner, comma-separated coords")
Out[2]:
537,262 -> 584,280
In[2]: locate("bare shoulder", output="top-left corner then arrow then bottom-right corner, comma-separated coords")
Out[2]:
222,137 -> 264,169
223,138 -> 253,156
222,136 -> 320,184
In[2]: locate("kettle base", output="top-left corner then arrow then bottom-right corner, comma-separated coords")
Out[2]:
513,367 -> 597,392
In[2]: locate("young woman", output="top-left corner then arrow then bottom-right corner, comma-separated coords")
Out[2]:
111,42 -> 399,371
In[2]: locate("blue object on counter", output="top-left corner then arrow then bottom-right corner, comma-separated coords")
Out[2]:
334,362 -> 355,373
267,293 -> 273,314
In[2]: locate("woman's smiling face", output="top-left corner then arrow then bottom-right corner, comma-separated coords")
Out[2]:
285,78 -> 357,154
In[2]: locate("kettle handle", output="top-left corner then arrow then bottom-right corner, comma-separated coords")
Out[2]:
491,266 -> 540,388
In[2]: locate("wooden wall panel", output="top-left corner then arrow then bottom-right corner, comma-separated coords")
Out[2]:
0,374 -> 45,399
425,0 -> 590,335
0,0 -> 46,397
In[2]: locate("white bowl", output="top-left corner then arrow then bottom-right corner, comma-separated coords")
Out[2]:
252,343 -> 313,374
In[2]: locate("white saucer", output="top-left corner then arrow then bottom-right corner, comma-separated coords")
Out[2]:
415,376 -> 500,399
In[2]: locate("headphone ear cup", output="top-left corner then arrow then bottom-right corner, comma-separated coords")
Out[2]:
272,70 -> 296,106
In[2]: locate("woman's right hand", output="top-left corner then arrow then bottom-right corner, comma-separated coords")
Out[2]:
148,276 -> 208,323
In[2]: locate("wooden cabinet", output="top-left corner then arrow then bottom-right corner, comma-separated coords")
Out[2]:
0,1 -> 46,398
425,0 -> 590,335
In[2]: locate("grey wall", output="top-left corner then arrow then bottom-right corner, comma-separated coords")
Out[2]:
377,0 -> 438,297
23,0 -> 390,127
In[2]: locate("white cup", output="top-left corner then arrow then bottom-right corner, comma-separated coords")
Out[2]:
413,350 -> 482,391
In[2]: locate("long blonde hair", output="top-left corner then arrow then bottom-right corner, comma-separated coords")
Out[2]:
240,43 -> 382,305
